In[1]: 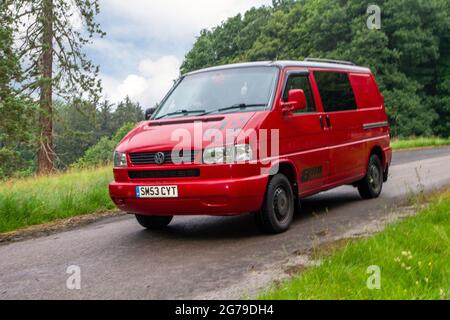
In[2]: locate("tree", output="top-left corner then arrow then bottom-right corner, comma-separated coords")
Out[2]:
51,96 -> 144,169
74,122 -> 136,168
0,3 -> 37,178
112,96 -> 144,129
9,0 -> 105,173
182,0 -> 450,138
53,99 -> 98,168
181,29 -> 216,74
98,99 -> 114,138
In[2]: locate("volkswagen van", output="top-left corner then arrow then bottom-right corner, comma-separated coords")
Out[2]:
109,59 -> 391,234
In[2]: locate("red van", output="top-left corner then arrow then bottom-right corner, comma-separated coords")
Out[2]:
109,59 -> 391,234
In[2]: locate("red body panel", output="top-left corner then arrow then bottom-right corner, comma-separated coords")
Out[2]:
109,62 -> 391,216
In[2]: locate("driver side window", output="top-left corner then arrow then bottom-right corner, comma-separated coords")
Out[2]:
283,74 -> 316,113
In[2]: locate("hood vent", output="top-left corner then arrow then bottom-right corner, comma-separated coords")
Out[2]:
148,116 -> 224,127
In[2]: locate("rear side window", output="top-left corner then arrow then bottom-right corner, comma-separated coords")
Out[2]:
314,71 -> 357,112
349,73 -> 383,109
283,74 -> 316,113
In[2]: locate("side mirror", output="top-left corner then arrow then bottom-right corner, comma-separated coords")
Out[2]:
145,108 -> 156,120
282,89 -> 307,114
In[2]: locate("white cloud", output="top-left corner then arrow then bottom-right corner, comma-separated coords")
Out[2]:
102,0 -> 272,43
117,75 -> 148,99
102,55 -> 181,108
97,0 -> 272,108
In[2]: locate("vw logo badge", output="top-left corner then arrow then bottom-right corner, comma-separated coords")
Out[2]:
154,152 -> 165,165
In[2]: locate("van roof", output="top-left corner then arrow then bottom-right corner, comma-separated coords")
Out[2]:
186,60 -> 371,76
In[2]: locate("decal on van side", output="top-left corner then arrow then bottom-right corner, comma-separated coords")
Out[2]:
301,166 -> 323,182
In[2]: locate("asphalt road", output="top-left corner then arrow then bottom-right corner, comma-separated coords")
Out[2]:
1,147 -> 450,300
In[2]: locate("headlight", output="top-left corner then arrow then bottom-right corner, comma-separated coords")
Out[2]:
203,144 -> 253,164
234,144 -> 253,162
203,146 -> 226,164
113,151 -> 127,167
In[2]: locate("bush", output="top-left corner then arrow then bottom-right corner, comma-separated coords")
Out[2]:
74,122 -> 136,168
111,122 -> 136,144
0,148 -> 27,179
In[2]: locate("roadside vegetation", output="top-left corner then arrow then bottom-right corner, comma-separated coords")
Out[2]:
391,137 -> 450,150
0,166 -> 114,233
259,190 -> 450,300
0,122 -> 136,233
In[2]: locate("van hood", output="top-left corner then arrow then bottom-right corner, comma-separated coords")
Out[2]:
117,112 -> 258,153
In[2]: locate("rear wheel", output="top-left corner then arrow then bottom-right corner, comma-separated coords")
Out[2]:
358,154 -> 383,199
257,174 -> 295,234
135,214 -> 173,229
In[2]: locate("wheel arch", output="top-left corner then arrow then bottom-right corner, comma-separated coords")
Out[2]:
368,144 -> 386,169
269,159 -> 299,197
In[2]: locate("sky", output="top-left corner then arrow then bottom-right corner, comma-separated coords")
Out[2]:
85,0 -> 273,109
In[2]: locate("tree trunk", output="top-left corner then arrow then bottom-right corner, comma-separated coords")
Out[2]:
37,0 -> 54,174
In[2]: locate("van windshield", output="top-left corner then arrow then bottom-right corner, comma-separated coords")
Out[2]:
153,67 -> 279,120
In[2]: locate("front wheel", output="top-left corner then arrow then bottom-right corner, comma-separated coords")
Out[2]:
358,155 -> 383,199
257,174 -> 295,234
135,214 -> 173,229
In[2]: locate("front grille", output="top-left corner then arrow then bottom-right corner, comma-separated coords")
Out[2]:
129,151 -> 198,165
128,169 -> 200,179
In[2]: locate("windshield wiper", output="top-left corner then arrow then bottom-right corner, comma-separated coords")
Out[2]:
155,109 -> 206,120
201,103 -> 267,116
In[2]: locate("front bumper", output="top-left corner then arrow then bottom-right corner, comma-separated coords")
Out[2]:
109,174 -> 268,216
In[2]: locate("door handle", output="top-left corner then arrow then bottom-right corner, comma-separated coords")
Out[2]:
325,115 -> 331,128
319,115 -> 324,129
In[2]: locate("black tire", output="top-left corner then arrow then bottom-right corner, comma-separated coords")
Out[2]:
135,214 -> 173,229
358,154 -> 383,199
257,174 -> 295,234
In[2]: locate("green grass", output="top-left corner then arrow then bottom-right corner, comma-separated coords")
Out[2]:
0,166 -> 115,233
392,137 -> 450,150
259,190 -> 450,300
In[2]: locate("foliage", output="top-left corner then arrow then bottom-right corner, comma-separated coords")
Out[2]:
53,100 -> 100,168
53,97 -> 143,169
0,6 -> 38,179
112,96 -> 145,127
182,0 -> 450,138
73,122 -> 136,168
0,148 -> 26,178
259,189 -> 450,299
1,91 -> 143,177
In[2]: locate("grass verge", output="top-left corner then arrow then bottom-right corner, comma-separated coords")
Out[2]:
259,189 -> 450,299
392,137 -> 450,150
0,166 -> 114,233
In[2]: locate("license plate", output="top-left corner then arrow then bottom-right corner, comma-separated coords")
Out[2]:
136,186 -> 178,198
